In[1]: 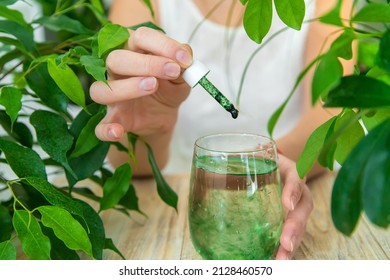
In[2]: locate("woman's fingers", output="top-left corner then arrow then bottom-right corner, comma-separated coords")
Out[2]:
278,154 -> 305,211
94,122 -> 124,142
90,76 -> 158,105
275,154 -> 313,260
106,50 -> 182,79
127,27 -> 193,67
276,186 -> 313,260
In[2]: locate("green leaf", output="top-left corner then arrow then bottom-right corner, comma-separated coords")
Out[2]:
243,0 -> 272,44
331,119 -> 390,235
0,36 -> 32,57
34,15 -> 93,35
69,103 -> 101,137
55,46 -> 88,66
40,226 -> 80,260
0,205 -> 13,242
38,206 -> 93,257
0,240 -> 16,260
70,110 -> 105,158
127,132 -> 138,163
47,58 -> 87,111
97,23 -> 129,58
30,110 -> 76,179
129,21 -> 164,33
274,0 -> 305,30
240,0 -> 249,5
0,139 -> 47,179
0,86 -> 22,129
23,177 -> 81,211
361,119 -> 390,228
329,29 -> 355,60
118,183 -> 145,216
296,116 -> 337,178
378,29 -> 390,74
334,110 -> 365,164
89,0 -> 104,13
80,55 -> 107,83
0,6 -> 29,28
66,141 -> 110,186
25,62 -> 69,115
0,20 -> 36,51
104,238 -> 125,260
361,107 -> 390,131
84,3 -> 108,25
12,210 -> 51,260
23,177 -> 105,259
358,40 -> 379,70
75,200 -> 105,260
352,2 -> 390,23
311,54 -> 343,104
0,48 -> 20,70
0,0 -> 18,5
0,111 -> 33,147
145,142 -> 178,211
325,75 -> 390,108
366,66 -> 390,86
319,0 -> 343,27
317,118 -> 337,170
100,163 -> 132,211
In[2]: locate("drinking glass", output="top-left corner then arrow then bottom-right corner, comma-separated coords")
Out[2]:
188,133 -> 283,260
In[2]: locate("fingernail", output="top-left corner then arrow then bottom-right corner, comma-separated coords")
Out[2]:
176,49 -> 192,66
164,62 -> 181,78
290,195 -> 297,211
108,127 -> 118,140
290,236 -> 296,252
139,77 -> 157,91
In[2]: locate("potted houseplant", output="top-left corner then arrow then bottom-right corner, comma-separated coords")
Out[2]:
0,0 -> 389,260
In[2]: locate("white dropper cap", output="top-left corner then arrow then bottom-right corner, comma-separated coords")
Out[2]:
182,60 -> 210,88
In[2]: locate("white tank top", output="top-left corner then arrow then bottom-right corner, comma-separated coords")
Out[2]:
160,0 -> 316,174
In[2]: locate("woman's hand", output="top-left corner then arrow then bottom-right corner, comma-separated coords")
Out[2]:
275,154 -> 313,260
90,27 -> 193,142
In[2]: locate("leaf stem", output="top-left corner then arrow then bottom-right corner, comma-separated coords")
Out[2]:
236,24 -> 291,105
187,0 -> 226,43
237,16 -> 334,106
7,179 -> 31,212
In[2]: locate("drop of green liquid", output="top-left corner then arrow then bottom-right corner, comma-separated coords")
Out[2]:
230,108 -> 239,119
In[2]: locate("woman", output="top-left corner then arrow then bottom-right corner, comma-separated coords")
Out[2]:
90,0 -> 353,259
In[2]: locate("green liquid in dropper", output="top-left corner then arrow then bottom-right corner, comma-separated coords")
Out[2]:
198,76 -> 239,119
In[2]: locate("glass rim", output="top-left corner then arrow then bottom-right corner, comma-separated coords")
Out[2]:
194,133 -> 277,154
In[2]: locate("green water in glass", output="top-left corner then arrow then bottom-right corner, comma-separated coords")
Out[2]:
189,155 -> 283,260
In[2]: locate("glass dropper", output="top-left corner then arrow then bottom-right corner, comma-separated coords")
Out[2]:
182,60 -> 239,119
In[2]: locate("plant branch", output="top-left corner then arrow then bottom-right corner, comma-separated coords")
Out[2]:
187,0 -> 226,43
0,60 -> 25,82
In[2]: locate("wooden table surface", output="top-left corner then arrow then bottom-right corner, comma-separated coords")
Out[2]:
101,171 -> 390,260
